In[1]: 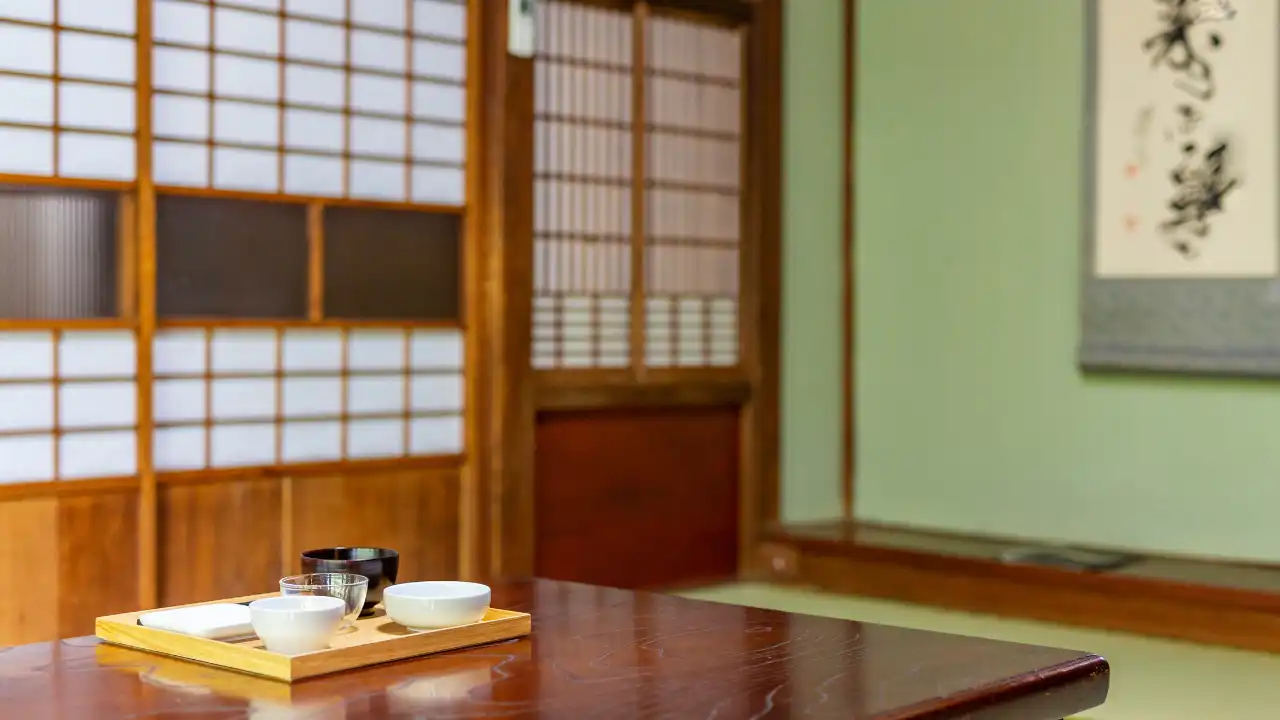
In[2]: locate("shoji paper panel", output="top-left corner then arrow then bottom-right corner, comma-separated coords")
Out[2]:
644,17 -> 741,368
151,327 -> 463,471
0,0 -> 138,180
151,0 -> 467,204
531,0 -> 632,369
0,330 -> 137,483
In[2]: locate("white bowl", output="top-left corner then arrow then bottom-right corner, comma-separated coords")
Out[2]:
383,581 -> 491,631
249,596 -> 346,655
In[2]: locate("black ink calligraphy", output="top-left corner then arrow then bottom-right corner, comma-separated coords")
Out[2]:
1160,139 -> 1239,258
1141,0 -> 1232,100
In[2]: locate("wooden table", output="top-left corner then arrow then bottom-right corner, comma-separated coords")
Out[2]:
0,579 -> 1108,718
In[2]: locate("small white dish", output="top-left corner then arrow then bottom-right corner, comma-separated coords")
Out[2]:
249,596 -> 346,655
139,603 -> 254,641
383,581 -> 491,631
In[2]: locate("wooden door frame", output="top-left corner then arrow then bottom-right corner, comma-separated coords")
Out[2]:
476,0 -> 785,582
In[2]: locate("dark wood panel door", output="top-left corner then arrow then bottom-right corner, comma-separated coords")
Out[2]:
534,406 -> 740,589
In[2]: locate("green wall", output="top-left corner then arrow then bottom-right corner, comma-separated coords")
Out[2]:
783,0 -> 1280,561
780,0 -> 845,522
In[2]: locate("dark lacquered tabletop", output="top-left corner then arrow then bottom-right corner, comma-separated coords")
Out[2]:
0,579 -> 1108,719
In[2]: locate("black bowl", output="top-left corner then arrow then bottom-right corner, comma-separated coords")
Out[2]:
300,547 -> 400,616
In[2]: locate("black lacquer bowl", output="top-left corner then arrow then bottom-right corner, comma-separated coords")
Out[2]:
300,547 -> 400,616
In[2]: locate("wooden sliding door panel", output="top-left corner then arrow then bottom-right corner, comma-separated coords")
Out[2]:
56,489 -> 138,636
534,407 -> 739,588
289,468 -> 460,581
158,477 -> 282,607
0,498 -> 59,646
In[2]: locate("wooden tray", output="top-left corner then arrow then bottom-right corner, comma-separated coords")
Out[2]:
94,593 -> 532,682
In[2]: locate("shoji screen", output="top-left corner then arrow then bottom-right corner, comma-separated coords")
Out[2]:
531,1 -> 742,372
0,0 -> 139,180
644,16 -> 740,369
151,328 -> 462,471
0,0 -> 139,485
150,0 -> 466,203
532,0 -> 632,369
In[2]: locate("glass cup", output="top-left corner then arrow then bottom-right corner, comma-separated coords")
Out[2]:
279,573 -> 369,629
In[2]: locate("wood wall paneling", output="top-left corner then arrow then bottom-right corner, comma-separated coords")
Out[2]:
534,407 -> 740,588
289,468 -> 460,582
57,490 -> 139,637
0,498 -> 60,646
158,477 -> 283,608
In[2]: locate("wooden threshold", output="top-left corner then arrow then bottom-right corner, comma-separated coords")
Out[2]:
758,521 -> 1280,654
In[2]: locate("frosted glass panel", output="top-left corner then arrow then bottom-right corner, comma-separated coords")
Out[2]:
350,30 -> 405,72
286,0 -> 343,21
414,0 -> 466,40
351,116 -> 406,158
409,374 -> 462,412
214,54 -> 278,100
411,124 -> 463,163
410,166 -> 463,205
281,330 -> 342,370
0,24 -> 53,74
154,141 -> 209,186
347,418 -> 403,458
350,159 -> 404,201
153,48 -> 209,93
61,0 -> 134,34
154,0 -> 208,44
210,330 -> 276,372
60,32 -> 134,82
210,423 -> 275,467
153,379 -> 206,422
350,73 -> 404,115
0,76 -> 53,125
60,430 -> 135,478
213,147 -> 278,191
59,134 -> 135,180
61,83 -> 135,132
211,378 -> 275,420
215,6 -> 279,55
412,40 -> 464,80
0,332 -> 54,379
60,382 -> 136,428
0,435 -> 54,483
0,0 -> 52,23
153,330 -> 206,374
409,331 -> 463,369
412,82 -> 464,123
286,19 -> 345,63
154,94 -> 211,140
215,100 -> 280,146
285,64 -> 344,108
0,127 -> 54,175
282,421 -> 341,463
154,426 -> 205,471
281,376 -> 341,417
351,1 -> 405,30
409,416 -> 461,455
347,331 -> 404,370
284,108 -> 343,151
0,384 -> 54,431
348,376 -> 404,415
284,155 -> 343,196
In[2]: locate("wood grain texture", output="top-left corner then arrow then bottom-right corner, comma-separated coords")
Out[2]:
479,0 -> 537,581
158,478 -> 283,607
534,408 -> 740,588
0,498 -> 59,646
764,520 -> 1280,654
96,593 -> 530,682
289,468 -> 460,581
8,579 -> 1108,719
57,491 -> 139,638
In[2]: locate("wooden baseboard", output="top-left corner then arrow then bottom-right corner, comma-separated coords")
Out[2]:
760,523 -> 1280,653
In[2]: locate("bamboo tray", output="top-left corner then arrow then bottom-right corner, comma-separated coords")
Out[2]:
94,592 -> 532,682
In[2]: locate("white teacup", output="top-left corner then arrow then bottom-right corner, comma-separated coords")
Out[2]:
249,596 -> 346,655
383,581 -> 491,631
